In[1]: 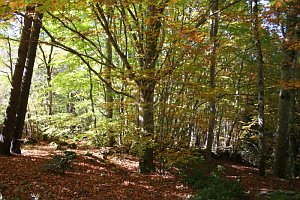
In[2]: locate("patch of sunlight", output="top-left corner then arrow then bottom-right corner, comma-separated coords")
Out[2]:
175,184 -> 186,189
0,134 -> 4,143
122,180 -> 136,186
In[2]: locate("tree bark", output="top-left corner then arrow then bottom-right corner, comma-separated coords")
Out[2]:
12,13 -> 43,154
0,7 -> 34,155
206,0 -> 219,165
274,3 -> 297,178
252,0 -> 266,176
138,83 -> 156,173
105,33 -> 115,146
39,44 -> 54,115
88,68 -> 97,129
138,2 -> 165,173
288,6 -> 300,178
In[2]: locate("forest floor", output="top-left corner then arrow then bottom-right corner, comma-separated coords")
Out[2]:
0,143 -> 299,200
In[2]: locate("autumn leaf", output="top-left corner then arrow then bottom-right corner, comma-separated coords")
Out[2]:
275,1 -> 282,8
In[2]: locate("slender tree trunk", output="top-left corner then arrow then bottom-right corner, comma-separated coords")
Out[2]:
289,77 -> 297,177
206,0 -> 219,165
47,75 -> 53,115
39,44 -> 54,115
274,5 -> 297,178
216,111 -> 223,152
12,13 -> 43,154
289,9 -> 300,178
226,62 -> 243,147
252,0 -> 266,176
105,36 -> 115,147
0,7 -> 33,155
88,68 -> 97,129
7,37 -> 14,81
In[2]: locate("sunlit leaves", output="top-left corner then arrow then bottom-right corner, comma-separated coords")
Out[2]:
278,80 -> 300,89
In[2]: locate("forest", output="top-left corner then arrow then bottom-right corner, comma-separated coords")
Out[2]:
0,0 -> 299,199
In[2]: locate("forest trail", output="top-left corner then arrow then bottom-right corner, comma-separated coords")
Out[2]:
0,143 -> 299,200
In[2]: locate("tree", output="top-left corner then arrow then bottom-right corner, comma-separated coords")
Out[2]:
0,7 -> 34,155
274,1 -> 298,178
12,12 -> 43,154
206,0 -> 219,165
134,1 -> 167,173
104,9 -> 115,147
43,1 -> 168,173
252,0 -> 265,176
39,43 -> 54,115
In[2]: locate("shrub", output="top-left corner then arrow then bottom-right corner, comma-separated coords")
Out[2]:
42,151 -> 77,174
175,155 -> 245,200
190,177 -> 244,200
173,154 -> 208,189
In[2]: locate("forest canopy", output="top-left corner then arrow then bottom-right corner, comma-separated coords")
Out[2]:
0,0 -> 299,179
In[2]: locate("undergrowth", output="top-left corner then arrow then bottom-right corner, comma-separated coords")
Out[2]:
42,151 -> 77,174
175,155 -> 245,200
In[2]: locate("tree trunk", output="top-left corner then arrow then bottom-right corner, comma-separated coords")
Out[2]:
88,68 -> 97,129
138,2 -> 165,173
288,6 -> 300,178
39,44 -> 54,115
289,77 -> 298,177
138,82 -> 156,173
12,13 -> 43,154
206,0 -> 219,165
105,35 -> 115,147
0,7 -> 33,155
252,0 -> 266,176
274,60 -> 292,178
67,92 -> 76,114
274,4 -> 297,178
93,1 -> 165,173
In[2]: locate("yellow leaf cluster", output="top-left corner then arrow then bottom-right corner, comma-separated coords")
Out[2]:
0,0 -> 6,6
9,1 -> 24,9
278,80 -> 300,89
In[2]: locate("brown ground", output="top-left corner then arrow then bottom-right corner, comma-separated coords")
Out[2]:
0,143 -> 299,200
220,159 -> 300,199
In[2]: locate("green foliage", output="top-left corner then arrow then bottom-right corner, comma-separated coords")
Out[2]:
269,192 -> 290,200
175,155 -> 244,200
42,151 -> 77,174
190,177 -> 244,200
35,112 -> 95,141
268,191 -> 300,200
175,154 -> 206,189
0,75 -> 10,125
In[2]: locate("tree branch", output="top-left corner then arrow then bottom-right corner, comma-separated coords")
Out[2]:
41,26 -> 136,100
